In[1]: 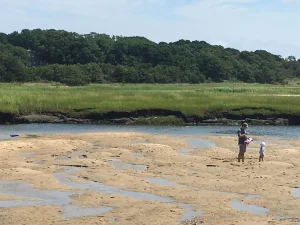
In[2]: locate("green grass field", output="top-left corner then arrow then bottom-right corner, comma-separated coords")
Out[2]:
1,83 -> 300,117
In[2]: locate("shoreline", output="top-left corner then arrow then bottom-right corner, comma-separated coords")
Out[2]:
0,109 -> 298,126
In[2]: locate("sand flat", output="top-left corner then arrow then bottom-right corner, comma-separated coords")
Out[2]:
0,132 -> 299,225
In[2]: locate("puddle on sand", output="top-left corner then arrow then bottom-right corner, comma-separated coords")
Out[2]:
63,205 -> 112,219
291,188 -> 300,198
133,152 -> 145,158
178,138 -> 216,156
55,156 -> 70,161
178,203 -> 203,221
189,185 -> 260,200
55,167 -> 203,221
0,179 -> 112,218
244,194 -> 260,199
178,149 -> 193,156
69,151 -> 89,158
231,200 -> 269,216
109,158 -> 148,171
147,177 -> 177,186
147,175 -> 261,202
19,153 -> 35,157
108,217 -> 117,222
186,138 -> 216,149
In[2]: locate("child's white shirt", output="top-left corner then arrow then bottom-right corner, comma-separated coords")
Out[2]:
259,146 -> 265,155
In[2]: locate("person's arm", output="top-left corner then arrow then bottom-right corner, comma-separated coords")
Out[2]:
238,130 -> 244,137
238,130 -> 249,139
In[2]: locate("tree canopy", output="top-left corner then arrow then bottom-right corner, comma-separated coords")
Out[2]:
0,29 -> 299,85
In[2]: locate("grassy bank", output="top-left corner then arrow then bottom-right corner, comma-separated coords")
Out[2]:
1,83 -> 300,117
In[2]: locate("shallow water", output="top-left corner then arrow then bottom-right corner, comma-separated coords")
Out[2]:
1,124 -> 300,140
231,200 -> 269,216
57,172 -> 173,202
109,158 -> 148,171
178,203 -> 203,221
147,177 -> 177,186
291,188 -> 300,198
55,167 -> 203,220
0,179 -> 111,218
177,138 -> 216,155
63,205 -> 112,219
186,138 -> 216,148
0,169 -> 261,220
7,151 -> 268,221
147,175 -> 260,201
133,152 -> 145,158
244,194 -> 260,199
69,151 -> 89,158
55,156 -> 70,160
19,153 -> 35,157
178,149 -> 193,156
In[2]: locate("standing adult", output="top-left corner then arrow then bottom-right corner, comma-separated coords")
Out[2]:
237,122 -> 249,162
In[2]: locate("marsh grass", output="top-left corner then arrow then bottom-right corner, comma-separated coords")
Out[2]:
1,83 -> 300,116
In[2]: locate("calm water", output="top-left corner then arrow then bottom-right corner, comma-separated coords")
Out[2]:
1,124 -> 300,140
231,200 -> 269,216
0,179 -> 112,218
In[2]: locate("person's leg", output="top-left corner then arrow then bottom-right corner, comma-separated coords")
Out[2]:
259,155 -> 262,162
241,144 -> 246,162
238,145 -> 242,162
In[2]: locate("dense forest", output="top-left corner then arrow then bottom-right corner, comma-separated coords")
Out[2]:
0,29 -> 300,85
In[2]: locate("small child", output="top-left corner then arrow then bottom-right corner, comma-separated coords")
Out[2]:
259,142 -> 266,162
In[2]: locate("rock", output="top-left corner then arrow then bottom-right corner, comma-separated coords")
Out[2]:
15,114 -> 63,123
202,118 -> 219,123
109,118 -> 133,124
62,118 -> 90,124
275,118 -> 288,125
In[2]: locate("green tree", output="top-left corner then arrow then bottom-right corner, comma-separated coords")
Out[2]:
0,28 -> 299,85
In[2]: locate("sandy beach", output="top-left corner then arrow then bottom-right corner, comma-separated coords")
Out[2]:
0,131 -> 299,225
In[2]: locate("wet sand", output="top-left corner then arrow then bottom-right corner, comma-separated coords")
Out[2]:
0,132 -> 299,225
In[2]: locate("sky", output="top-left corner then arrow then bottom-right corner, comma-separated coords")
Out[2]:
1,0 -> 300,58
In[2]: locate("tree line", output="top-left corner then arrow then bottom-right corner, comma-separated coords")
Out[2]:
0,29 -> 300,85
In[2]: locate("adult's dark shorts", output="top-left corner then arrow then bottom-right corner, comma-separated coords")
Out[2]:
239,144 -> 247,153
